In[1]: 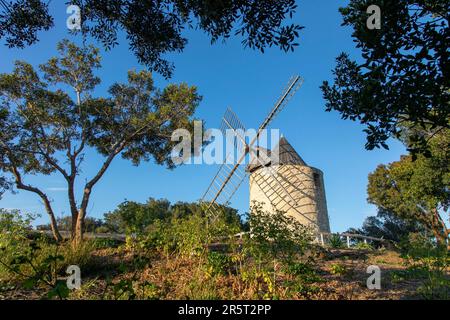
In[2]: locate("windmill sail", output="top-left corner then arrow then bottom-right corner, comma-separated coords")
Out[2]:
201,75 -> 303,218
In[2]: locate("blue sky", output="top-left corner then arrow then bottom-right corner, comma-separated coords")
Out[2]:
0,0 -> 406,232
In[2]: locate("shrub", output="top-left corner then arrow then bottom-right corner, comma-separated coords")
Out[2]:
244,202 -> 314,266
206,251 -> 231,276
354,241 -> 373,250
399,233 -> 449,299
328,234 -> 344,249
329,263 -> 347,276
0,209 -> 37,279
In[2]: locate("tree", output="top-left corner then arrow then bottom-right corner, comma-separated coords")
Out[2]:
1,0 -> 302,78
367,130 -> 449,247
0,0 -> 53,48
103,198 -> 245,234
321,0 -> 449,153
104,198 -> 172,234
348,208 -> 424,243
36,216 -> 104,233
0,40 -> 201,244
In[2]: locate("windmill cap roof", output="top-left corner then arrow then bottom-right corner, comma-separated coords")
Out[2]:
274,136 -> 307,166
247,136 -> 306,172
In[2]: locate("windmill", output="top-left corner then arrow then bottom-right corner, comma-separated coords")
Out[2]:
200,75 -> 324,231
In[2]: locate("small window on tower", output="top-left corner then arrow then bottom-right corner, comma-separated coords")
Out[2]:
313,173 -> 320,188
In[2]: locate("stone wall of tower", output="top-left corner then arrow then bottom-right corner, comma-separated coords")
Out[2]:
249,164 -> 331,233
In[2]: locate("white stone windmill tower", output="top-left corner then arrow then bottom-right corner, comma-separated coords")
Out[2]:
247,136 -> 330,233
201,76 -> 331,234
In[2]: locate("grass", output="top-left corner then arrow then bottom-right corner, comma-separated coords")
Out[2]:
0,239 -> 445,300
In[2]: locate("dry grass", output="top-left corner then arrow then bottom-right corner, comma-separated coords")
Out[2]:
0,247 -> 427,300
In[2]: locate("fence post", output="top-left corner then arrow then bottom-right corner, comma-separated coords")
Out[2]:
346,235 -> 350,248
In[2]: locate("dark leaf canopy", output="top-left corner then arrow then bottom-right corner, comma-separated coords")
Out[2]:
1,0 -> 302,78
0,0 -> 53,48
321,0 -> 450,153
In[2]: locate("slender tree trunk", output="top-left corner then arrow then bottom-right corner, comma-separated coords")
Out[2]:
74,212 -> 84,245
73,187 -> 91,246
43,196 -> 63,242
10,165 -> 62,241
68,177 -> 78,240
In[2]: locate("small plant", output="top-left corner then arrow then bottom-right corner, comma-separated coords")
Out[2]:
240,269 -> 276,300
329,263 -> 347,276
0,241 -> 70,299
328,234 -> 344,249
206,251 -> 231,276
398,234 -> 449,299
354,241 -> 373,250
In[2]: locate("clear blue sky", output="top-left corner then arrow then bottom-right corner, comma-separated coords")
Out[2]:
0,0 -> 406,232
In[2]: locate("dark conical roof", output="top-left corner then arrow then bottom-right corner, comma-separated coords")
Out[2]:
274,136 -> 307,166
246,136 -> 306,172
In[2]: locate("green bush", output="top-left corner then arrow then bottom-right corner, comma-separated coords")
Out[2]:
0,209 -> 99,299
244,202 -> 314,266
328,234 -> 344,249
354,241 -> 373,250
206,251 -> 231,276
399,233 -> 449,299
0,209 -> 36,279
329,263 -> 347,276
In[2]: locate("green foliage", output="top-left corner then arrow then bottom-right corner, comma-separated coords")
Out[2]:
354,242 -> 373,250
367,131 -> 449,246
321,0 -> 449,153
0,0 -> 53,48
206,251 -> 232,276
99,250 -> 158,300
0,209 -> 100,299
0,239 -> 70,299
244,202 -> 314,266
1,0 -> 301,78
104,198 -> 172,234
103,198 -> 244,235
0,40 -> 201,242
328,234 -> 344,249
37,216 -> 105,233
285,262 -> 322,285
353,208 -> 424,243
0,209 -> 36,278
240,269 -> 276,300
329,263 -> 348,276
397,234 -> 450,299
237,202 -> 316,299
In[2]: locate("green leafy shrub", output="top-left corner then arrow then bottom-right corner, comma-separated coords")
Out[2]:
0,209 -> 99,299
328,234 -> 344,249
354,241 -> 373,250
244,202 -> 314,266
329,263 -> 348,276
285,262 -> 322,288
398,233 -> 449,299
206,251 -> 231,276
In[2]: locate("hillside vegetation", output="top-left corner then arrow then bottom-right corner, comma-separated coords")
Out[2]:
0,204 -> 448,300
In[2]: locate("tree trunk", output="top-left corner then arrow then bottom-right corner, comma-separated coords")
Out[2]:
41,193 -> 63,242
48,209 -> 63,242
74,212 -> 84,246
73,187 -> 91,246
71,212 -> 78,241
10,165 -> 62,242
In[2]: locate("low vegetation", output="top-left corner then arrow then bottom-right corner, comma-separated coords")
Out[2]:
0,204 -> 448,300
